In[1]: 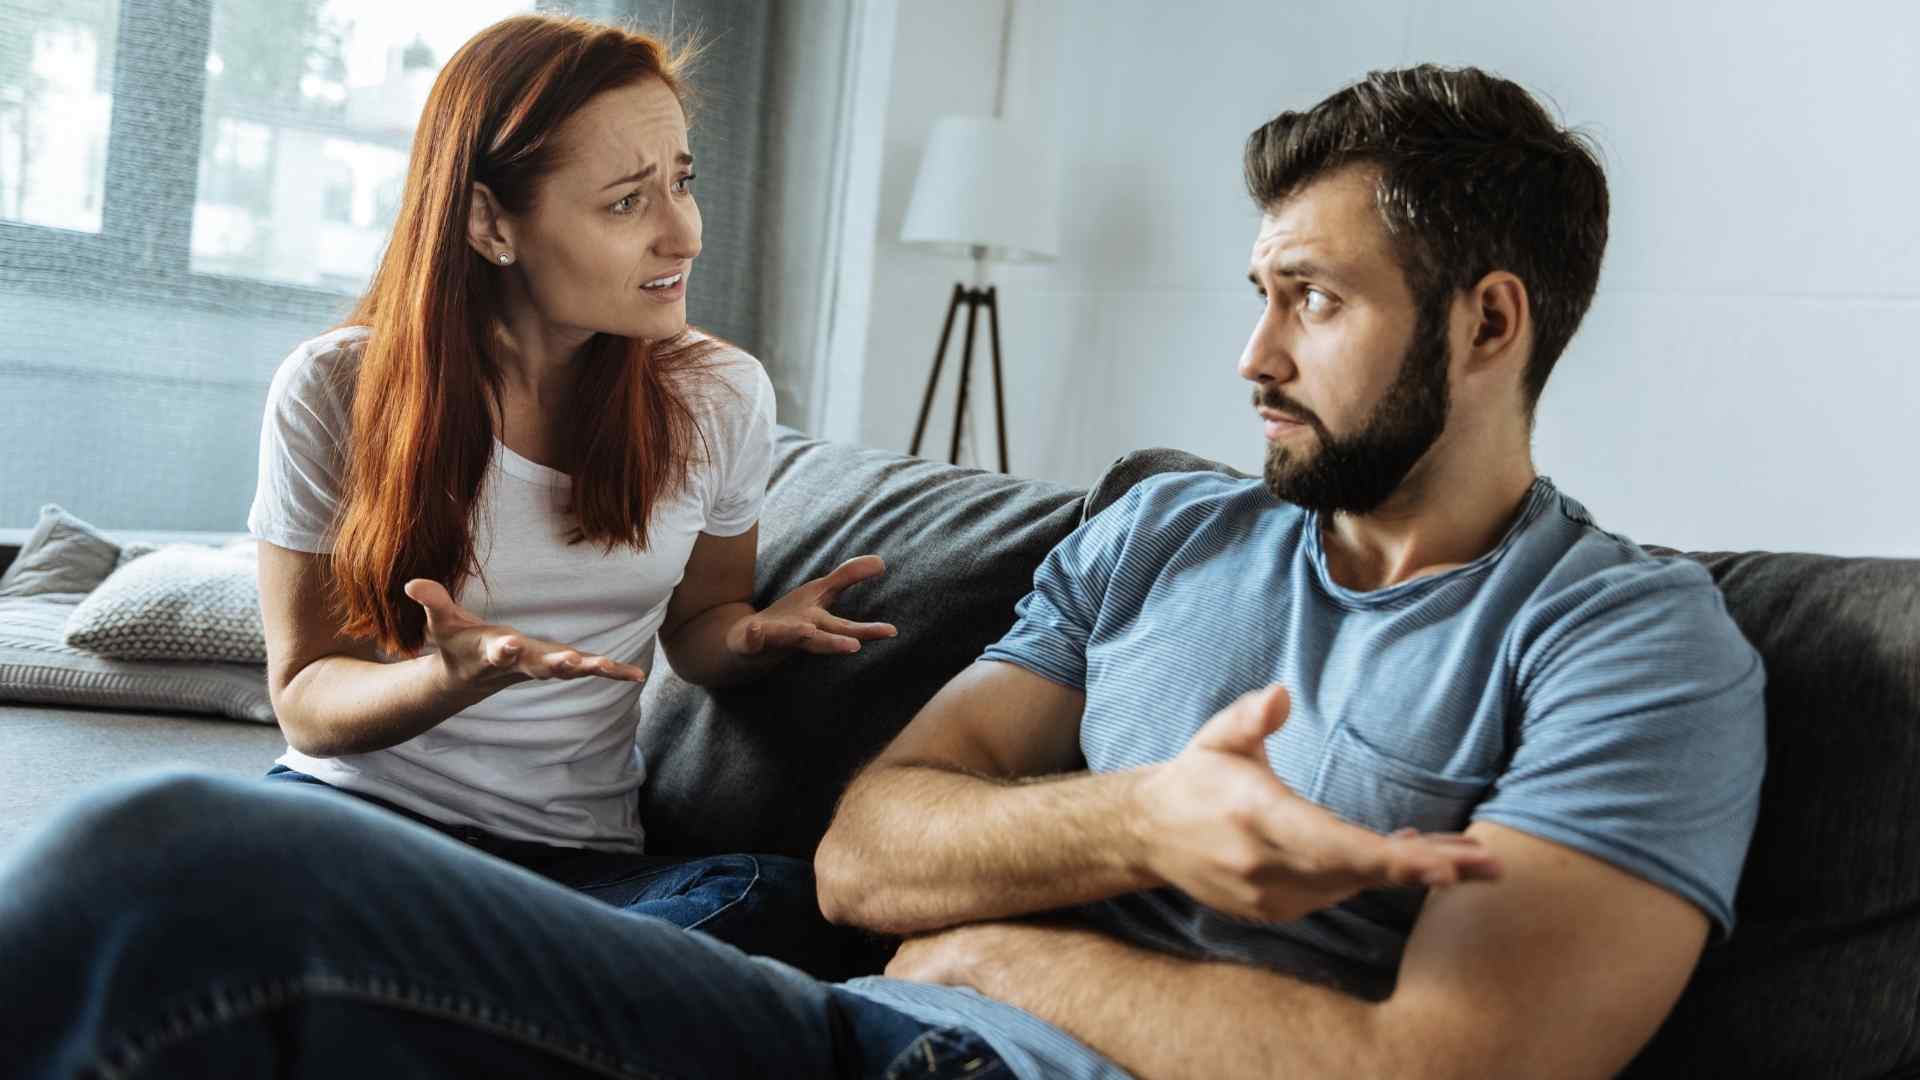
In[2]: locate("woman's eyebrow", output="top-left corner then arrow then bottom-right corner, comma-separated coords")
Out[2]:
601,152 -> 695,191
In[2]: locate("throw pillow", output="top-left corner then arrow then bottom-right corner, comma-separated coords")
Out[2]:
0,505 -> 121,600
65,544 -> 266,663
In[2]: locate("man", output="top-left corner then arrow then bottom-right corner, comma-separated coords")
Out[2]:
813,64 -> 1764,1078
0,66 -> 1761,1079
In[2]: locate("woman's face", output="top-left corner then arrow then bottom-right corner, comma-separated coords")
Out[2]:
495,77 -> 701,343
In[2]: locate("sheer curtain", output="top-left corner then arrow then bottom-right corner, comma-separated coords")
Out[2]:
0,0 -> 786,532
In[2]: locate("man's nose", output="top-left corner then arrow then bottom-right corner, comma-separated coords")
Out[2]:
1237,307 -> 1295,385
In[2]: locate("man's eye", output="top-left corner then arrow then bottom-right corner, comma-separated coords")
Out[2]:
1302,288 -> 1335,315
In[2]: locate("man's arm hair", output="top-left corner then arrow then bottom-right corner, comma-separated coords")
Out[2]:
944,821 -> 1706,1080
815,660 -> 1161,933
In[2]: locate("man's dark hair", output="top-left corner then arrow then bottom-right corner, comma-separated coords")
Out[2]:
1244,65 -> 1608,413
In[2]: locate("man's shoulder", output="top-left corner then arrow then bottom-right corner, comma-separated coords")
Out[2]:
1105,468 -> 1290,529
1511,493 -> 1750,673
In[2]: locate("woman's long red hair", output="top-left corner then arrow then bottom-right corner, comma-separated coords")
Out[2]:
329,15 -> 719,656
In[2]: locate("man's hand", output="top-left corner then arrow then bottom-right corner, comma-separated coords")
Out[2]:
1131,684 -> 1502,923
724,555 -> 898,656
886,922 -> 1079,995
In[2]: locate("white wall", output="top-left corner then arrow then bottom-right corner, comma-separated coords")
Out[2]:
862,0 -> 1920,557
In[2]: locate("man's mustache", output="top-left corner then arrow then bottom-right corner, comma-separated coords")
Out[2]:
1251,387 -> 1321,428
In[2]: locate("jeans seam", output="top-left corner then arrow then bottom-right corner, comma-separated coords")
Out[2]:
676,854 -> 760,933
95,973 -> 682,1080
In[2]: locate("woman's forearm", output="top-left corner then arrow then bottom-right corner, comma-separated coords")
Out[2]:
657,601 -> 783,687
275,652 -> 498,758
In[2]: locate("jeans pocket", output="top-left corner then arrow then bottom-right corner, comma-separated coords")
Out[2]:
881,1027 -> 1011,1079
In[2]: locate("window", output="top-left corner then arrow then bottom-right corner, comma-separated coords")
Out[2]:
0,0 -> 528,319
191,0 -> 526,289
0,0 -> 121,232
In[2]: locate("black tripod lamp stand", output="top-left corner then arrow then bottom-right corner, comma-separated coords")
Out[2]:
909,282 -> 1008,470
897,115 -> 1059,472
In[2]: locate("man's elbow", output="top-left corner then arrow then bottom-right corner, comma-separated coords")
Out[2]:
812,820 -> 870,926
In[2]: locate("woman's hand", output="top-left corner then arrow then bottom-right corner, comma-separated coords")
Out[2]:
723,555 -> 898,657
403,579 -> 648,693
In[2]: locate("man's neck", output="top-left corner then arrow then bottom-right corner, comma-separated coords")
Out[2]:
1318,435 -> 1538,593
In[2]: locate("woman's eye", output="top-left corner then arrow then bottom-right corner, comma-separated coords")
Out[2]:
673,172 -> 697,194
611,191 -> 641,214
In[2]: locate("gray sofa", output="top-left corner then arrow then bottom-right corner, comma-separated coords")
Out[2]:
3,429 -> 1917,1077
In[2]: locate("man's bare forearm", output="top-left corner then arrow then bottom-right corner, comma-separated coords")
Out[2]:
278,653 -> 494,758
815,763 -> 1159,934
957,923 -> 1414,1080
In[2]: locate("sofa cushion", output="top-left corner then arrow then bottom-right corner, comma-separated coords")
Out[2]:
1095,449 -> 1920,1077
65,542 -> 267,663
0,590 -> 278,725
635,428 -> 1083,857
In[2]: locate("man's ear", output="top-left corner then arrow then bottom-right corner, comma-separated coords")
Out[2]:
467,182 -> 515,264
1464,270 -> 1529,372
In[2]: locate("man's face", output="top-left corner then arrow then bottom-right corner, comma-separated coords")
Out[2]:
1240,166 -> 1451,515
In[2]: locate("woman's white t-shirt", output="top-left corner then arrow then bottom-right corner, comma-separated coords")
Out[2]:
247,325 -> 775,851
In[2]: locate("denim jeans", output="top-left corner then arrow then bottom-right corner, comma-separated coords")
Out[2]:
0,770 -> 1010,1079
259,763 -> 876,978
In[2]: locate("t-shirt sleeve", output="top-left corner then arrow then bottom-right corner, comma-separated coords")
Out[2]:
978,483 -> 1146,691
702,354 -> 777,537
247,341 -> 350,554
1473,562 -> 1767,939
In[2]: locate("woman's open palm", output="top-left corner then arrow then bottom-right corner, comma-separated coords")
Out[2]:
403,579 -> 649,692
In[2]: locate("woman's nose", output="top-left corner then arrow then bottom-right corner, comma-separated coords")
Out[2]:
655,197 -> 701,260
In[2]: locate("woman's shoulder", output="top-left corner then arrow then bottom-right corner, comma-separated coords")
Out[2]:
267,325 -> 370,416
671,331 -> 773,418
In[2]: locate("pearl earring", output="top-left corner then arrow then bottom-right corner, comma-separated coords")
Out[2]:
497,251 -> 513,265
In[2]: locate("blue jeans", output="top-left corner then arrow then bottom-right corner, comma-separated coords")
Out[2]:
260,763 -> 872,976
0,771 -> 1010,1079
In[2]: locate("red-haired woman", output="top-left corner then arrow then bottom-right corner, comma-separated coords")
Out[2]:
246,15 -> 892,962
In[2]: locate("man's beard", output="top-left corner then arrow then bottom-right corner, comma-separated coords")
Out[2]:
1257,309 -> 1451,515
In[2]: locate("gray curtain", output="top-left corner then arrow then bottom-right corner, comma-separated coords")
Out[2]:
0,0 -> 778,532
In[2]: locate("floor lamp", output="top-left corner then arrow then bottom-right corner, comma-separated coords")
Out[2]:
899,116 -> 1059,470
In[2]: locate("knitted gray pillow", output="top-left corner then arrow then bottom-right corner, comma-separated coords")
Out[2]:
64,543 -> 266,663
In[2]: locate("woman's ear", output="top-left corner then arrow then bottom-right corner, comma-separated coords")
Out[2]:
467,182 -> 515,265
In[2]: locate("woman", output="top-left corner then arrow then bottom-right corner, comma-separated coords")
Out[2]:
248,13 -> 893,957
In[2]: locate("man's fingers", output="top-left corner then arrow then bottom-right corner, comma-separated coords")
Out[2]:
1377,832 -> 1503,888
1190,684 -> 1292,756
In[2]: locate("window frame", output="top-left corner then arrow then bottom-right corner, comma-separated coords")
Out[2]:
2,0 -> 365,325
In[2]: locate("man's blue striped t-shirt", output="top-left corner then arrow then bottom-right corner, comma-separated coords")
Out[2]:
843,471 -> 1766,1078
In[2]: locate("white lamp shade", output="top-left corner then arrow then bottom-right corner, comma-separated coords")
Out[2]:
900,115 -> 1060,262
